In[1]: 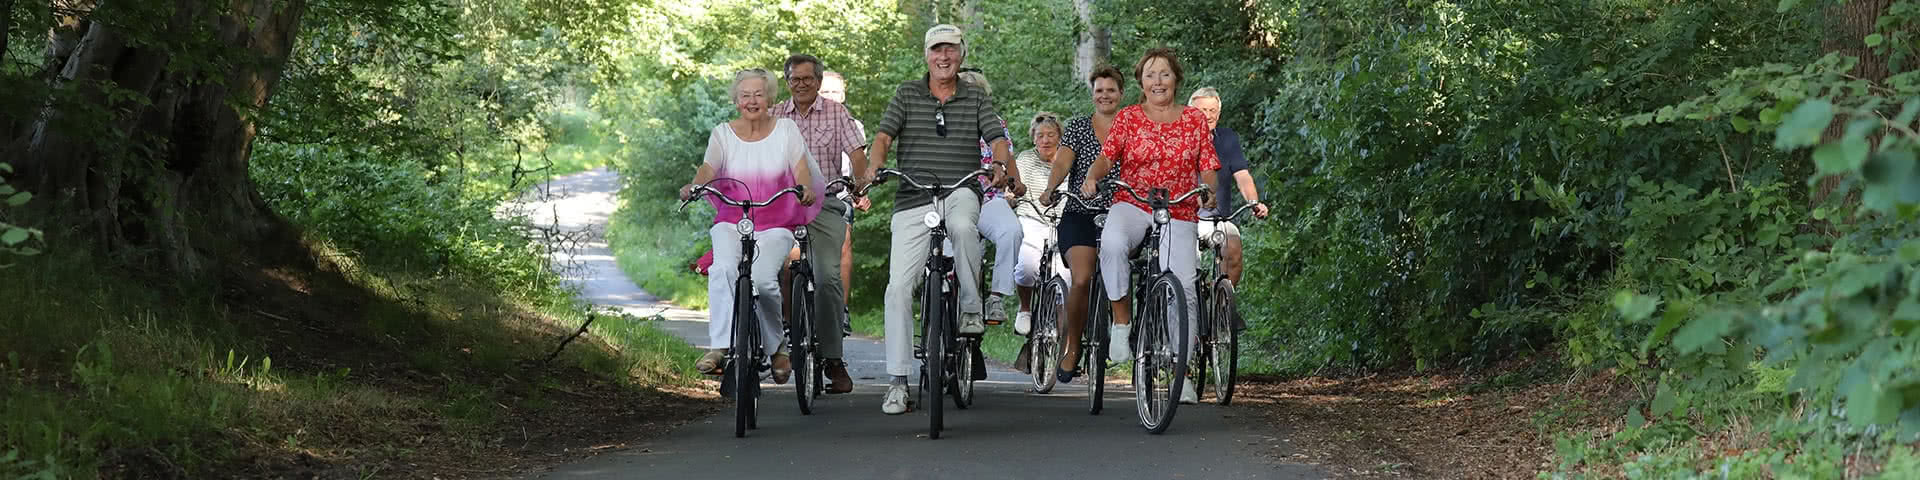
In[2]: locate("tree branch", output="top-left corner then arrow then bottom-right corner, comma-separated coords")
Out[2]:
542,314 -> 596,365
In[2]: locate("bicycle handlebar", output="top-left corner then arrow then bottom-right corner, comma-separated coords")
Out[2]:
678,182 -> 806,213
854,166 -> 996,198
1104,179 -> 1210,208
1199,202 -> 1261,224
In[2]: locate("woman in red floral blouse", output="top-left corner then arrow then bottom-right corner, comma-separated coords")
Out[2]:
1079,47 -> 1221,405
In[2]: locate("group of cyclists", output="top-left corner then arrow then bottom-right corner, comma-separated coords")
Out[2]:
676,23 -> 1269,436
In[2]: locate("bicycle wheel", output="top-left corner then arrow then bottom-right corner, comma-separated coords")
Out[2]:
788,269 -> 816,415
1030,277 -> 1065,394
1209,277 -> 1239,406
1135,274 -> 1188,434
1190,280 -> 1211,402
732,275 -> 757,438
950,274 -> 974,410
921,272 -> 946,439
1087,277 -> 1109,415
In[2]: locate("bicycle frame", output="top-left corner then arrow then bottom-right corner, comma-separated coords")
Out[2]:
678,180 -> 805,437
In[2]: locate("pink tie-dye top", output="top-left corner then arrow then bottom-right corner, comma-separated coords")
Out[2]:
702,118 -> 824,231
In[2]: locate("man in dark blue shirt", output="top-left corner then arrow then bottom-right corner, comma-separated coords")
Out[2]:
1188,88 -> 1268,288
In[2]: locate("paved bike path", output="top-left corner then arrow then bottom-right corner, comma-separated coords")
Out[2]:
517,168 -> 1324,479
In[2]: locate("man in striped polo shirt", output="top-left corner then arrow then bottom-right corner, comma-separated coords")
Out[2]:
854,23 -> 1023,415
773,54 -> 865,395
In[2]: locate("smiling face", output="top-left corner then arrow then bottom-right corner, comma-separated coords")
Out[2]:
734,76 -> 770,121
1140,57 -> 1178,107
1033,123 -> 1061,159
819,74 -> 847,104
786,61 -> 820,106
1190,96 -> 1221,129
926,44 -> 963,83
1091,77 -> 1122,115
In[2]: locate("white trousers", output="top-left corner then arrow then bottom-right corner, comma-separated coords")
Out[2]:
977,196 -> 1024,297
706,224 -> 791,356
1097,203 -> 1199,356
884,192 -> 983,377
1013,217 -> 1067,287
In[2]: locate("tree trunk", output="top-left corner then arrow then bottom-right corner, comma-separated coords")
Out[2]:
1813,0 -> 1895,206
19,0 -> 308,275
1072,0 -> 1110,88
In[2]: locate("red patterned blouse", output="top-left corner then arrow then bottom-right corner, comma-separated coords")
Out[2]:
1100,105 -> 1221,221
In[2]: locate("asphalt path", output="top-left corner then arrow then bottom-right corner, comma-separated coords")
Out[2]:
514,168 -> 1325,479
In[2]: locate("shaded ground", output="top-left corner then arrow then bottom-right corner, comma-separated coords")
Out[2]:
1237,356 -> 1636,478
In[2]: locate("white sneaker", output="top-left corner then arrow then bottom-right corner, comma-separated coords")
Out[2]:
1014,311 -> 1033,335
1108,324 -> 1132,363
882,383 -> 909,415
1180,380 -> 1199,404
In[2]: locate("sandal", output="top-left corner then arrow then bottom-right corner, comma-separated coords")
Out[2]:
771,352 -> 792,385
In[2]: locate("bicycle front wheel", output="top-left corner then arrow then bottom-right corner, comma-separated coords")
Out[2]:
1030,277 -> 1066,394
921,272 -> 946,439
1134,274 -> 1188,434
788,270 -> 816,415
1087,276 -> 1109,415
732,275 -> 758,438
1208,278 -> 1239,405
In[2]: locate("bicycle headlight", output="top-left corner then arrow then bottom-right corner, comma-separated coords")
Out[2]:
923,211 -> 942,228
1210,231 -> 1226,247
793,226 -> 808,240
1154,208 -> 1172,225
1093,214 -> 1108,228
737,218 -> 755,235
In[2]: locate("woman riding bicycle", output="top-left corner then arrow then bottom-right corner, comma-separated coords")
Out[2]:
680,68 -> 822,383
1080,48 -> 1221,405
1038,65 -> 1127,383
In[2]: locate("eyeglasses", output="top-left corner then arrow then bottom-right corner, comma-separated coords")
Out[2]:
935,105 -> 948,137
1032,113 -> 1057,123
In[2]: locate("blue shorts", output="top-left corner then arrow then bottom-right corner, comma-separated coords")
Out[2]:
1056,210 -> 1103,250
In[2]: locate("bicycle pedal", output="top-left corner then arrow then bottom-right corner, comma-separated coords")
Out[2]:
983,319 -> 1004,326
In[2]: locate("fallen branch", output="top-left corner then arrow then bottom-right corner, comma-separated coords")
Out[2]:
543,314 -> 596,365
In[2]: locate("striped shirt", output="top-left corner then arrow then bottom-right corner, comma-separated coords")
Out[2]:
875,74 -> 1008,210
773,98 -> 864,194
1010,148 -> 1061,221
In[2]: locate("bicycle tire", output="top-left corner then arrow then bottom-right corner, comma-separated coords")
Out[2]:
1191,279 -> 1211,403
950,274 -> 974,410
1209,277 -> 1239,406
788,269 -> 816,415
1088,276 -> 1109,415
921,271 -> 946,439
1031,277 -> 1066,394
1135,274 -> 1188,434
732,275 -> 757,438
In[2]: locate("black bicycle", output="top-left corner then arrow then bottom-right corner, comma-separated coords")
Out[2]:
1046,192 -> 1114,415
1192,203 -> 1257,406
679,180 -> 808,438
785,177 -> 855,415
860,166 -> 993,439
1023,205 -> 1065,394
1104,179 -> 1208,434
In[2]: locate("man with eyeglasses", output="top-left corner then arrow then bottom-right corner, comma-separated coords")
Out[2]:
772,54 -> 866,394
854,24 -> 1023,415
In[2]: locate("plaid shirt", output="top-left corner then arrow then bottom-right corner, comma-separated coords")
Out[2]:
773,98 -> 865,194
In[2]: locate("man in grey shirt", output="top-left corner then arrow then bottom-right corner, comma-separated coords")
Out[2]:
854,23 -> 1022,415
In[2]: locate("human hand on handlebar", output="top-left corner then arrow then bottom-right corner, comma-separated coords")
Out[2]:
679,184 -> 698,201
798,184 -> 816,206
1253,202 -> 1269,219
1079,179 -> 1097,200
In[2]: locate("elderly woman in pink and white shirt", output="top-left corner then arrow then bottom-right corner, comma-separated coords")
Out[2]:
679,68 -> 823,383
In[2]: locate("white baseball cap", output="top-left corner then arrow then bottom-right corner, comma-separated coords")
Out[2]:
924,24 -> 965,51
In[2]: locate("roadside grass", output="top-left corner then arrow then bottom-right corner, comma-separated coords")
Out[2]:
0,241 -> 705,478
606,203 -> 709,309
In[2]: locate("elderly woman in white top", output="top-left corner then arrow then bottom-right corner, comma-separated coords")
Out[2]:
679,68 -> 821,383
1010,112 -> 1066,335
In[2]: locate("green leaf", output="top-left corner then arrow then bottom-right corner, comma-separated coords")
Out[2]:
1775,99 -> 1835,149
1730,116 -> 1753,133
1627,406 -> 1647,428
1867,34 -> 1885,47
1613,291 -> 1660,321
1776,0 -> 1800,12
1652,381 -> 1679,417
0,229 -> 26,246
5,192 -> 29,207
1901,240 -> 1920,263
1848,379 -> 1901,426
1674,312 -> 1732,353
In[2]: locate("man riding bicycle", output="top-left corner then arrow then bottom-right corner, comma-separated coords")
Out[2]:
855,24 -> 1024,416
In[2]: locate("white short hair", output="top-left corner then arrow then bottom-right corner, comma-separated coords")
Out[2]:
1189,87 -> 1221,103
731,68 -> 775,99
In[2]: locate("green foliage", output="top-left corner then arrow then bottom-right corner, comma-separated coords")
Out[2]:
0,163 -> 42,258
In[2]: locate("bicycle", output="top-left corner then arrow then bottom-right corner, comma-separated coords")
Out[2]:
1102,179 -> 1209,434
678,180 -> 808,438
1192,203 -> 1257,406
785,177 -> 855,415
858,165 -> 994,439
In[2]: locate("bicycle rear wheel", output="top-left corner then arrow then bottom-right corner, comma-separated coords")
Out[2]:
1135,274 -> 1188,434
788,270 -> 816,415
1208,278 -> 1239,405
1191,280 -> 1211,403
732,276 -> 757,438
1087,276 -> 1109,415
1030,277 -> 1065,394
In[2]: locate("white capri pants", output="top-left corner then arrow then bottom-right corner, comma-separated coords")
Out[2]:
977,196 -> 1024,297
1098,203 -> 1199,356
705,223 -> 791,356
1012,217 -> 1067,287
